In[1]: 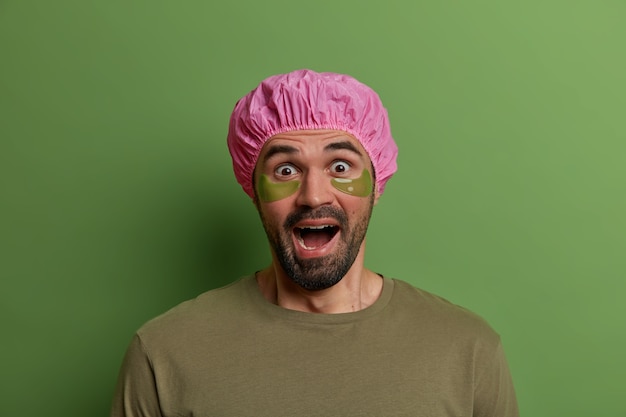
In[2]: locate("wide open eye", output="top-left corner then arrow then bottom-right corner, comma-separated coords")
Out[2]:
330,160 -> 351,175
274,163 -> 298,179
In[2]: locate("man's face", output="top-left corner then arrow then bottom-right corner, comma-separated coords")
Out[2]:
253,129 -> 378,291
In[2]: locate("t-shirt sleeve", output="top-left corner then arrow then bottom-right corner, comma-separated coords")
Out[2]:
110,334 -> 163,417
473,338 -> 519,417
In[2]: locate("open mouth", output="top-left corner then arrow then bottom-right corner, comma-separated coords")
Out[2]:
294,225 -> 339,250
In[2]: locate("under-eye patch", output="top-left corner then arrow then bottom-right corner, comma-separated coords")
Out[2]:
256,169 -> 372,202
331,169 -> 373,197
257,174 -> 300,202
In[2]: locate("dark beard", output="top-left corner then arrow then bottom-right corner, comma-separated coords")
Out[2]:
260,201 -> 373,291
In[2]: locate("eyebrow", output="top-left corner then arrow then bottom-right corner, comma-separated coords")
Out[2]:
261,140 -> 363,164
324,141 -> 363,156
262,144 -> 299,163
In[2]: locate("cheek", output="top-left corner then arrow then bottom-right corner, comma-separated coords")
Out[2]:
331,169 -> 373,197
257,174 -> 301,202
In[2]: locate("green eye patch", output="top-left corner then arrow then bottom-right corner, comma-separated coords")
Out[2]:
257,174 -> 301,202
256,169 -> 372,202
331,169 -> 373,197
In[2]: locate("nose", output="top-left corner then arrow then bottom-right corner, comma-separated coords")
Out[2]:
295,170 -> 334,208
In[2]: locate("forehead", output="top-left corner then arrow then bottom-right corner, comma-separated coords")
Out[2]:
256,129 -> 370,166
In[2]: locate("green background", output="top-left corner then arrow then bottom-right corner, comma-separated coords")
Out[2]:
1,1 -> 625,416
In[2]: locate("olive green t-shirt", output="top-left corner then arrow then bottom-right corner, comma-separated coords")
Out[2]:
111,276 -> 518,416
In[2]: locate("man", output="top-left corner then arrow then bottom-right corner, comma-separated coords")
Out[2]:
111,69 -> 519,416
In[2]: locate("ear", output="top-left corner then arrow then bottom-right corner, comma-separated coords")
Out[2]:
252,192 -> 261,210
373,186 -> 381,206
251,168 -> 261,209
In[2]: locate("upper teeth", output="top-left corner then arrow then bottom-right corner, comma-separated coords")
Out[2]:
299,225 -> 332,230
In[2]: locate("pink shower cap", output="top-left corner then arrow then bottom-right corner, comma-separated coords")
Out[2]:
227,69 -> 398,199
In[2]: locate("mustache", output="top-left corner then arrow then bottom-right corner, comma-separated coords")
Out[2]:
284,206 -> 348,230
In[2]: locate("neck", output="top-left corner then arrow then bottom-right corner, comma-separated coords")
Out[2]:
256,246 -> 383,314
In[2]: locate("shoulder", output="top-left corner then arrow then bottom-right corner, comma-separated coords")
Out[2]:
387,278 -> 501,347
135,276 -> 253,344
